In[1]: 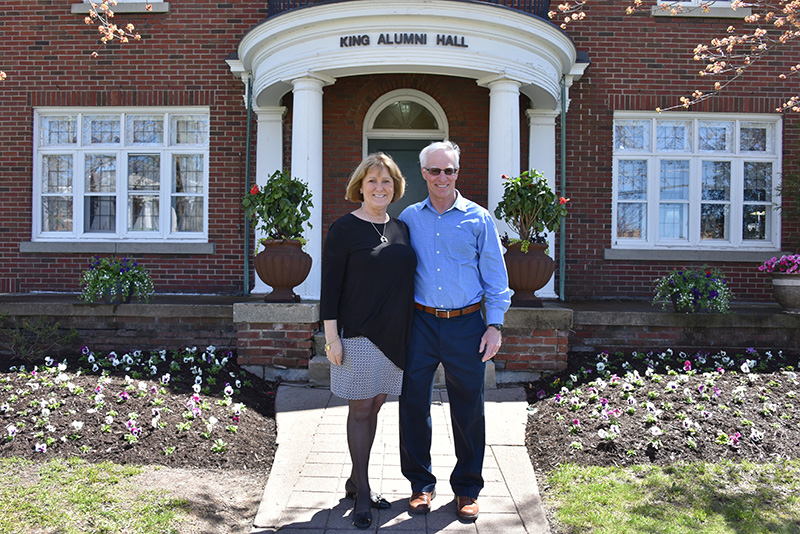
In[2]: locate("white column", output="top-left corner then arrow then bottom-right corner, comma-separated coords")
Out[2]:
484,77 -> 521,237
290,75 -> 332,300
252,106 -> 286,295
527,109 -> 560,299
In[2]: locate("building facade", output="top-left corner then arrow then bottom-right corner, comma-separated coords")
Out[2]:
1,0 -> 797,302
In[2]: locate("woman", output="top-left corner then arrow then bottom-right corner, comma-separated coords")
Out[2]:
320,153 -> 417,529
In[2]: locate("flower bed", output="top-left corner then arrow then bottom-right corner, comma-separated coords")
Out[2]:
1,346 -> 277,469
526,348 -> 800,472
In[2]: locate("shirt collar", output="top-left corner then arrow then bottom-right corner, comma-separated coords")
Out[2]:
423,190 -> 468,214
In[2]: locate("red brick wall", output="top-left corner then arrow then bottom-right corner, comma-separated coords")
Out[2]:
0,306 -> 238,358
0,1 -> 264,295
570,322 -> 800,360
560,2 -> 800,302
1,1 -> 797,303
311,73 -> 495,236
497,328 -> 570,372
236,322 -> 316,369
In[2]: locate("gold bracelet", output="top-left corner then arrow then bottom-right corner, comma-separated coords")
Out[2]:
324,335 -> 340,352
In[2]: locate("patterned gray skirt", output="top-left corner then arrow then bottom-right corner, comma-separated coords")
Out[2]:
330,335 -> 403,400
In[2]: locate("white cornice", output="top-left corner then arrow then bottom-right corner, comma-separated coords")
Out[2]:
232,0 -> 579,109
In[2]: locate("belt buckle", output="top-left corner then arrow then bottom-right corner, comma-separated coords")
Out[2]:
435,308 -> 451,319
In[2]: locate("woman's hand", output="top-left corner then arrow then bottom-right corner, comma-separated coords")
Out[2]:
323,319 -> 343,365
326,337 -> 343,366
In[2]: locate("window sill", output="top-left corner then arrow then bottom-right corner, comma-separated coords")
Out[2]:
20,242 -> 214,255
604,248 -> 784,263
650,5 -> 751,18
71,2 -> 170,15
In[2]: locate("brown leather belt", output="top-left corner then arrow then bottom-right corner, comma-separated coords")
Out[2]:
414,302 -> 481,319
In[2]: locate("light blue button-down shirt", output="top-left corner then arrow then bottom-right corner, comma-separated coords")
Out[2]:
399,191 -> 511,326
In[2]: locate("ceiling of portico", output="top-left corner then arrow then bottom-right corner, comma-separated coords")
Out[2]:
229,0 -> 584,109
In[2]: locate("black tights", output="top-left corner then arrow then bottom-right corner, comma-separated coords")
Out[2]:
347,394 -> 387,514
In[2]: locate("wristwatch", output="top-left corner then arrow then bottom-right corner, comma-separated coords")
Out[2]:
488,323 -> 504,332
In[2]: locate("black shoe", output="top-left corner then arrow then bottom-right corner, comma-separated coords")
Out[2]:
352,497 -> 373,530
345,478 -> 391,509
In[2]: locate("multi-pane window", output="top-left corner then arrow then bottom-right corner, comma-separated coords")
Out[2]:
612,113 -> 781,249
33,108 -> 209,241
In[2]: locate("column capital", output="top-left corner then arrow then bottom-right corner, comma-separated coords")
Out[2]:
526,109 -> 559,127
476,74 -> 522,92
253,105 -> 287,119
291,73 -> 336,92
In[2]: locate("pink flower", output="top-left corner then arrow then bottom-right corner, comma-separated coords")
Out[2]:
683,361 -> 692,371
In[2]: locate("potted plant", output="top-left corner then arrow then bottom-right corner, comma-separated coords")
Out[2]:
493,169 -> 569,307
79,256 -> 155,304
242,169 -> 314,302
758,254 -> 800,314
652,265 -> 734,314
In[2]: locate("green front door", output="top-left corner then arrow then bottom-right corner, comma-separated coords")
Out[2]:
367,138 -> 437,218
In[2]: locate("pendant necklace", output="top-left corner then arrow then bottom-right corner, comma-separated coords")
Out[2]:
362,207 -> 388,243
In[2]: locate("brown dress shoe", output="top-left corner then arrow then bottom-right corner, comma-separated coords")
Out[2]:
455,496 -> 479,521
408,491 -> 435,514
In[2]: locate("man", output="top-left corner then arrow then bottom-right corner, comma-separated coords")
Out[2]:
398,140 -> 511,521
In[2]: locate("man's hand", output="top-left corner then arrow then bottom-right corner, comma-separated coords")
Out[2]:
479,326 -> 502,362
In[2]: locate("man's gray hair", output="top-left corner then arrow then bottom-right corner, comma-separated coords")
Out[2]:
419,140 -> 460,168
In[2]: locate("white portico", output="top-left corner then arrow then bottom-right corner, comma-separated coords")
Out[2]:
227,0 -> 587,300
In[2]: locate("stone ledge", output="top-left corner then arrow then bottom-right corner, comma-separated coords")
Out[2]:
20,242 -> 214,255
604,248 -> 780,262
71,2 -> 170,14
650,5 -> 751,18
0,301 -> 232,319
504,305 -> 573,330
233,302 -> 320,324
573,309 -> 800,328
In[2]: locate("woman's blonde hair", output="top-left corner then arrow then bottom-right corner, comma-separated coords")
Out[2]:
345,152 -> 406,203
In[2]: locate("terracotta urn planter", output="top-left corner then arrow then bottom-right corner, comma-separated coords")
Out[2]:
254,239 -> 312,303
770,273 -> 800,314
503,242 -> 555,307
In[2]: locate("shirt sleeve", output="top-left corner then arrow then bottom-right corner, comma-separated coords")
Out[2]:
320,219 -> 347,320
477,211 -> 511,325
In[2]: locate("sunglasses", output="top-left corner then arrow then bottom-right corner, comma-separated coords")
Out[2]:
423,167 -> 458,176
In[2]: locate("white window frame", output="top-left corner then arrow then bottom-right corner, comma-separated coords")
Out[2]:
32,107 -> 210,243
71,2 -> 169,15
363,89 -> 448,145
650,1 -> 750,18
677,0 -> 731,5
611,111 -> 782,252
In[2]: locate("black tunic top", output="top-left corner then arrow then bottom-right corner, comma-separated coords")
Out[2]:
320,213 -> 417,369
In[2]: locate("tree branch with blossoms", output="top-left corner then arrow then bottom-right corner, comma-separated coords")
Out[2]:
84,0 -> 152,58
1,0 -> 149,80
550,1 -> 800,112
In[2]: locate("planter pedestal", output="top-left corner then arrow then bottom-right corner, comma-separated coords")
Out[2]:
254,240 -> 312,303
771,273 -> 800,314
504,242 -> 555,308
